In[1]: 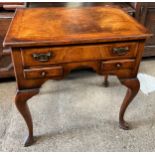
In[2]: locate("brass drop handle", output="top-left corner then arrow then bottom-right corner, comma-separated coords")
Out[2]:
32,52 -> 53,62
112,47 -> 129,56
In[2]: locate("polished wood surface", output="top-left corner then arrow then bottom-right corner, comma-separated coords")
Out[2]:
4,6 -> 151,47
27,2 -> 136,16
4,6 -> 151,146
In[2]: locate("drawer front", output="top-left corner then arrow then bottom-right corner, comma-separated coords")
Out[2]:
101,59 -> 135,78
23,66 -> 63,79
101,59 -> 135,71
21,42 -> 138,67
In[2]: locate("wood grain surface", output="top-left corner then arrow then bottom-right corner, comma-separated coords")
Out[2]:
4,6 -> 151,47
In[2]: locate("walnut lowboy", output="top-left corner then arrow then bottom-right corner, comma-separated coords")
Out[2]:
3,6 -> 152,146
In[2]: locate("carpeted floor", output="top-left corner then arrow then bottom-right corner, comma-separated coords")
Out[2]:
1,59 -> 155,151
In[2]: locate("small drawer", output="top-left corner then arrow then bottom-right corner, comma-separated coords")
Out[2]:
23,66 -> 63,79
101,59 -> 135,71
21,42 -> 138,67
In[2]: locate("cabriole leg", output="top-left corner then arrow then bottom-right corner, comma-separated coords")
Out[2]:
15,89 -> 39,147
118,78 -> 140,130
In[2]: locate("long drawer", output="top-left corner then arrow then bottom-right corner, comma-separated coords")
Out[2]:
21,42 -> 138,67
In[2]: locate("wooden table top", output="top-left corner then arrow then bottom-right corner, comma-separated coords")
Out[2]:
4,6 -> 151,47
